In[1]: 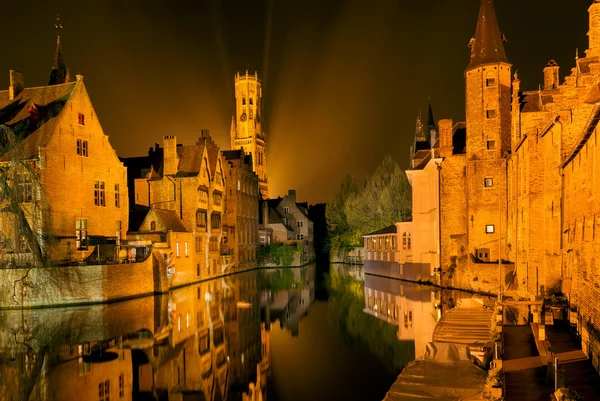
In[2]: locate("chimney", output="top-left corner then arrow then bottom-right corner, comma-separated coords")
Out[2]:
8,70 -> 24,100
287,189 -> 297,202
163,135 -> 179,176
543,60 -> 560,90
439,119 -> 454,158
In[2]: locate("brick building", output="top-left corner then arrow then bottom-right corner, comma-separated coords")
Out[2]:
0,34 -> 128,266
124,130 -> 226,284
222,149 -> 260,271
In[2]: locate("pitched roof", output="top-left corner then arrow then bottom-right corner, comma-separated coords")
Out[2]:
0,82 -> 77,160
154,208 -> 189,232
520,93 -> 541,113
222,149 -> 243,160
176,142 -> 206,177
468,0 -> 508,69
363,224 -> 398,237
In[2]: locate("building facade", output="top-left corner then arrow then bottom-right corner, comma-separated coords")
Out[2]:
230,71 -> 268,198
0,35 -> 128,266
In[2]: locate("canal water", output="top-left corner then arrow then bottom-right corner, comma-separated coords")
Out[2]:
0,263 -> 492,401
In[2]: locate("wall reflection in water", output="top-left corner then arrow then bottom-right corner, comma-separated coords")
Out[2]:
0,265 -> 316,401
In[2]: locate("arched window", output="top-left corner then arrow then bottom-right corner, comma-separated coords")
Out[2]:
402,232 -> 411,250
150,221 -> 156,231
249,97 -> 253,105
242,97 -> 246,105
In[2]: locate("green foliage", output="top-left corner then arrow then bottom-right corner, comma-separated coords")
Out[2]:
260,268 -> 297,291
259,243 -> 298,267
326,268 -> 415,372
326,155 -> 412,254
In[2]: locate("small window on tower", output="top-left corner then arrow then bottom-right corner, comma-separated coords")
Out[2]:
486,109 -> 497,119
484,177 -> 494,187
487,140 -> 496,150
486,78 -> 496,87
78,113 -> 85,125
486,224 -> 495,234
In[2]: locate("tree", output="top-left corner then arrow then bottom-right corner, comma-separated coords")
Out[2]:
325,175 -> 362,254
326,155 -> 412,253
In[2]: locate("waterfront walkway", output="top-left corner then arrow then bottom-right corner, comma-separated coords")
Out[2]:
503,325 -> 553,401
547,321 -> 600,400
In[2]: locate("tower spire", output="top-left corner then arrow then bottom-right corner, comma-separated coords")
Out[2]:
467,0 -> 508,70
49,14 -> 70,86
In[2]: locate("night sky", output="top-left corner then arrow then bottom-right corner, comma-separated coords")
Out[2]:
0,0 -> 591,203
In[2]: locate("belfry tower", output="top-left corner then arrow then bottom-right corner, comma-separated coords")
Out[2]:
230,71 -> 268,198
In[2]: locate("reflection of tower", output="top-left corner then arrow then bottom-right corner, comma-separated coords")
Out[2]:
230,71 -> 268,198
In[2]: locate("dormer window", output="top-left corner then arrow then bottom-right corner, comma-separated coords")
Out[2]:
78,113 -> 85,125
150,221 -> 156,231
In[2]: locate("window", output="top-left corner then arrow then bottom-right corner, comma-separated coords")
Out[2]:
250,108 -> 254,119
196,210 -> 207,229
119,374 -> 124,398
486,78 -> 496,87
199,190 -> 208,203
283,207 -> 289,214
76,139 -> 88,157
296,233 -> 304,240
114,184 -> 120,208
487,140 -> 496,150
78,113 -> 85,125
242,97 -> 246,105
486,109 -> 497,119
184,242 -> 189,257
484,178 -> 493,187
19,235 -> 30,253
213,192 -> 222,206
402,232 -> 411,250
150,221 -> 156,231
237,180 -> 241,191
216,172 -> 223,186
98,380 -> 109,401
176,242 -> 180,257
116,221 -> 122,247
197,264 -> 201,277
297,221 -> 304,228
195,235 -> 202,253
486,224 -> 495,234
94,181 -> 106,206
16,173 -> 33,202
76,218 -> 88,250
178,315 -> 181,332
249,97 -> 253,105
186,311 -> 190,328
211,213 -> 221,230
209,237 -> 219,252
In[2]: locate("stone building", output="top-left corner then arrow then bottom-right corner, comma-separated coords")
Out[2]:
222,149 -> 260,271
124,129 -> 226,284
262,190 -> 314,244
230,71 -> 268,198
0,34 -> 128,265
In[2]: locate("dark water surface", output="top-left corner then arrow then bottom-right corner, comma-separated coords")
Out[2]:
0,264 -> 491,401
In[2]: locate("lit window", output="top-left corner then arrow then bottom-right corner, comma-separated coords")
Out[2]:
78,113 -> 85,125
94,181 -> 106,206
76,218 -> 88,250
484,178 -> 493,187
199,190 -> 208,203
486,109 -> 497,119
402,232 -> 412,250
176,242 -> 180,257
186,311 -> 190,328
486,225 -> 495,234
178,315 -> 181,332
195,235 -> 202,253
116,220 -> 122,247
184,242 -> 189,257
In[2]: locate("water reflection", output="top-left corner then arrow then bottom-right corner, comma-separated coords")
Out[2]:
0,266 -> 314,401
0,264 -> 493,401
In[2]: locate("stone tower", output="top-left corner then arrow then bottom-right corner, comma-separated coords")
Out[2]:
588,0 -> 600,57
230,71 -> 268,198
464,0 -> 511,263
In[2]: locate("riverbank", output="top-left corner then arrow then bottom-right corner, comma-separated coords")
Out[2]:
0,258 -> 315,310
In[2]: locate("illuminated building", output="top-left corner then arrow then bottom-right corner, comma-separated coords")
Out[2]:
230,71 -> 268,199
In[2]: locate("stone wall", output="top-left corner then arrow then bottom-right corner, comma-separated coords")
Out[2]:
0,255 -> 157,308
